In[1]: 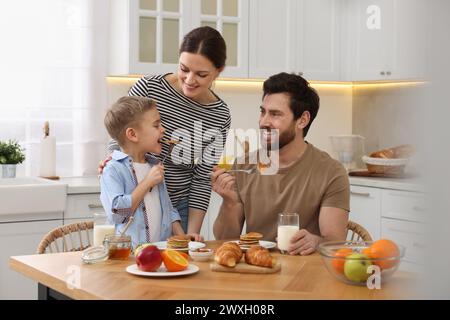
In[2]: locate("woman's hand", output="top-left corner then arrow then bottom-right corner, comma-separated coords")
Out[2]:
188,233 -> 204,242
98,155 -> 112,176
145,163 -> 165,188
288,229 -> 322,256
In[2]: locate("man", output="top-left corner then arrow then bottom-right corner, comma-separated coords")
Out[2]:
211,72 -> 350,255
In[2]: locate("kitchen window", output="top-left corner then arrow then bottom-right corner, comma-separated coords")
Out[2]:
0,0 -> 110,177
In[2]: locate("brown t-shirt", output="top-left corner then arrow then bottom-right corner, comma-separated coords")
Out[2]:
233,143 -> 350,241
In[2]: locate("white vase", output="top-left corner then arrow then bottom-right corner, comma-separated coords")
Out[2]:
1,164 -> 17,178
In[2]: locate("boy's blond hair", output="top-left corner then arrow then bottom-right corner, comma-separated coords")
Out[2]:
104,96 -> 156,146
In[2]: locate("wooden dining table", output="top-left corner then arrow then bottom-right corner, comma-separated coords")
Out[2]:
9,240 -> 420,300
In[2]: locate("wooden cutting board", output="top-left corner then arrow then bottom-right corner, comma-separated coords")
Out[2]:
210,262 -> 281,274
348,170 -> 413,178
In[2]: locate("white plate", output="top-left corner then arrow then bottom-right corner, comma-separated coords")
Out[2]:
151,241 -> 206,251
231,240 -> 277,250
126,264 -> 199,277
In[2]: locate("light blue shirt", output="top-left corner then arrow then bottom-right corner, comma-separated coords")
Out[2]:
100,150 -> 181,247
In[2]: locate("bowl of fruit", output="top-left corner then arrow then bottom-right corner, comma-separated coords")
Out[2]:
318,239 -> 405,286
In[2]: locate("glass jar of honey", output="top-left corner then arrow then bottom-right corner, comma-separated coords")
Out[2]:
103,234 -> 132,260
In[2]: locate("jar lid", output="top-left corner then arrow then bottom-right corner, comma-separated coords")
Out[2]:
81,246 -> 109,264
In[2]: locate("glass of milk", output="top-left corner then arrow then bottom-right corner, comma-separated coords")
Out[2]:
277,213 -> 299,254
93,212 -> 115,247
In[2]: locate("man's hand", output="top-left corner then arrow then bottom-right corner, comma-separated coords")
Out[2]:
98,155 -> 112,175
211,166 -> 239,203
146,163 -> 165,188
288,229 -> 322,255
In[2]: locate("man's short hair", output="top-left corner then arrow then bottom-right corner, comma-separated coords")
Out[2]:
104,96 -> 156,146
263,72 -> 320,137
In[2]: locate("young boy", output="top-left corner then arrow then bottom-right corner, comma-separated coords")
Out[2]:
101,96 -> 201,247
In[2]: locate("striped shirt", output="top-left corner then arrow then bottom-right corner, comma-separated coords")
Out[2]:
108,74 -> 231,212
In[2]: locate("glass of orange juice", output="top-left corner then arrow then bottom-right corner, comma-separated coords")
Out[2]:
217,155 -> 235,171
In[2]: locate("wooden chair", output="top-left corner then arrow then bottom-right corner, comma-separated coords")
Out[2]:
346,220 -> 373,242
37,221 -> 94,254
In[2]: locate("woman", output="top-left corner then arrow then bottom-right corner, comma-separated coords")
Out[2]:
105,26 -> 230,235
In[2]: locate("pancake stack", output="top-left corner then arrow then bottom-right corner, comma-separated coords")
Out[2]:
238,232 -> 263,247
167,235 -> 191,250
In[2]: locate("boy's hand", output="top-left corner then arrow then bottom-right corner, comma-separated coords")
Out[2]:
98,155 -> 112,176
146,163 -> 165,188
188,233 -> 204,242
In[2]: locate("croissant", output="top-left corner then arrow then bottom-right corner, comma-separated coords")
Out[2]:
370,144 -> 415,159
214,242 -> 243,267
244,245 -> 277,268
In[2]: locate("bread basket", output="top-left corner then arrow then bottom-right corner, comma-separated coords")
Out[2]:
361,156 -> 409,175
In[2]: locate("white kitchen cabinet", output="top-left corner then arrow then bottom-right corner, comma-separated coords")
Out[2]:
381,189 -> 426,223
0,219 -> 62,299
349,185 -> 381,240
343,0 -> 428,81
248,0 -> 293,78
64,193 -> 102,224
191,0 -> 249,78
380,189 -> 426,272
381,218 -> 424,273
249,0 -> 341,80
109,0 -> 193,75
390,0 -> 428,80
110,0 -> 248,78
350,179 -> 426,273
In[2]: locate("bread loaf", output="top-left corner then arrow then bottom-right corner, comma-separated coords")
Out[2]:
370,144 -> 414,159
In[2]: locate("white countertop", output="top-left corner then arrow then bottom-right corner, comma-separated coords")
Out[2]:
349,176 -> 424,192
59,176 -> 100,194
57,175 -> 423,195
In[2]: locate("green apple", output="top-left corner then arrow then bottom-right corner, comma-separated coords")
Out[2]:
344,253 -> 373,283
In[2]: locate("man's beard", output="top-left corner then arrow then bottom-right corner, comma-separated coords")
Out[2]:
260,123 -> 296,151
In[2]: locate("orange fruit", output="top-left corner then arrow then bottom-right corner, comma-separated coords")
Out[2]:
332,248 -> 353,274
364,239 -> 400,270
179,251 -> 189,260
162,250 -> 189,272
361,247 -> 372,258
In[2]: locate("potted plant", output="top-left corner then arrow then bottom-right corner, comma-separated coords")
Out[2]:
0,139 -> 26,178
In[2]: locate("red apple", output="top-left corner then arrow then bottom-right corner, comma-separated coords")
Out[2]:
136,245 -> 162,272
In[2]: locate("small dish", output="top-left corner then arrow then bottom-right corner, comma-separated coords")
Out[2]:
81,246 -> 109,264
188,248 -> 214,262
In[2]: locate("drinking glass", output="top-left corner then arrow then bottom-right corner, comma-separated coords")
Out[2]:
93,212 -> 115,247
277,213 -> 299,254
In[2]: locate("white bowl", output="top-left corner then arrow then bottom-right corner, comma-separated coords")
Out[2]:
189,248 -> 214,262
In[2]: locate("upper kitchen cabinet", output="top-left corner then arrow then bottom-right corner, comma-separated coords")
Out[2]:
109,0 -> 248,78
249,0 -> 342,81
190,0 -> 249,78
343,0 -> 428,81
109,0 -> 193,75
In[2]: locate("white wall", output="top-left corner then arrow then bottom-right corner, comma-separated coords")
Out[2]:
352,83 -> 426,173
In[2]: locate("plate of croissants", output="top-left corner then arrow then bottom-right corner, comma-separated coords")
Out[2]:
210,242 -> 281,274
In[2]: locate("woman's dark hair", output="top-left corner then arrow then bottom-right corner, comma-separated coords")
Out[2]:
179,26 -> 227,69
263,72 -> 320,138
